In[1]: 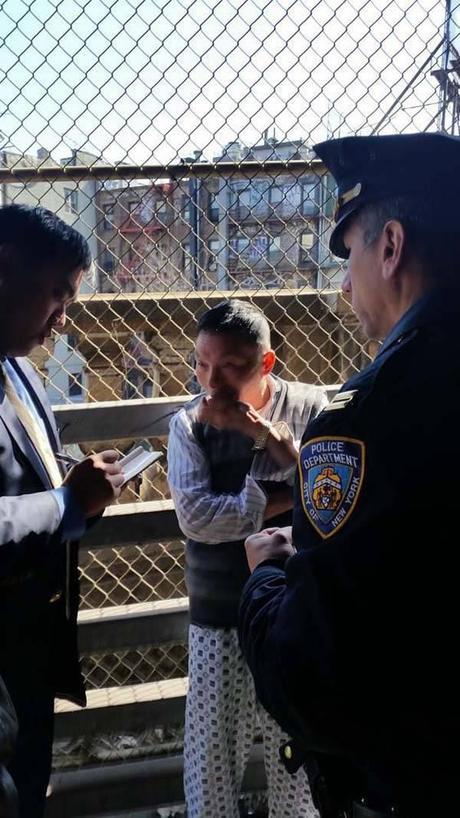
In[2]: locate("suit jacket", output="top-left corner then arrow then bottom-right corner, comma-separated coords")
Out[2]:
0,357 -> 85,706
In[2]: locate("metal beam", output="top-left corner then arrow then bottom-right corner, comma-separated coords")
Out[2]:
78,598 -> 188,653
54,386 -> 340,445
55,679 -> 188,740
47,746 -> 266,817
67,288 -> 340,336
54,396 -> 191,444
80,501 -> 182,549
0,157 -> 324,184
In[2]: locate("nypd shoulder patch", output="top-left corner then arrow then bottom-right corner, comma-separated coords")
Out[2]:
298,436 -> 365,539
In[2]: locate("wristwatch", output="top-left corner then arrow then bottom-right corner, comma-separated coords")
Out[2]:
252,420 -> 273,451
252,420 -> 291,451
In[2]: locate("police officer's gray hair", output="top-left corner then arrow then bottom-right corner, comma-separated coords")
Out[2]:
355,197 -> 459,283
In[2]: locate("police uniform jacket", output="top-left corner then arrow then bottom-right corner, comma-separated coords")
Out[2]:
239,287 -> 460,812
0,357 -> 85,706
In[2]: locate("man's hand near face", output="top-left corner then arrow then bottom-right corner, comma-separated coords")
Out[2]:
197,388 -> 254,433
245,525 -> 295,573
197,387 -> 275,439
63,450 -> 125,518
198,388 -> 299,471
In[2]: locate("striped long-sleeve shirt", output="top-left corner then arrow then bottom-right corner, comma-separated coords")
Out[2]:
168,376 -> 328,545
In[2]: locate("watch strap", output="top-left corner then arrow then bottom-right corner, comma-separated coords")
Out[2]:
252,421 -> 273,451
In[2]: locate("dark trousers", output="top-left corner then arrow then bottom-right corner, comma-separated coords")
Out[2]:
6,686 -> 54,818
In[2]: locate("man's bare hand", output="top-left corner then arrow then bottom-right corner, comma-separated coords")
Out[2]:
245,525 -> 295,573
63,450 -> 124,518
197,390 -> 251,432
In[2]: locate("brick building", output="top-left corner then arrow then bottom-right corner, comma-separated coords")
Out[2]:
96,180 -> 191,293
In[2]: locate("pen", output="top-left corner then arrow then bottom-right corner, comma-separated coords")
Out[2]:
54,451 -> 81,465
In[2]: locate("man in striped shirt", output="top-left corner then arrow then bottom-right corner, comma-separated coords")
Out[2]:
168,300 -> 327,817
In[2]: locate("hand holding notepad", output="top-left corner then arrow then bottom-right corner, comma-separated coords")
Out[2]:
56,445 -> 162,487
118,445 -> 162,486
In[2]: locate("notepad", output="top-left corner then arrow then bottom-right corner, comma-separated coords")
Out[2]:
119,446 -> 162,486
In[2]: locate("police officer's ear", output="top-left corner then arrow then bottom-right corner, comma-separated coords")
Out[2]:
262,349 -> 276,375
381,219 -> 405,282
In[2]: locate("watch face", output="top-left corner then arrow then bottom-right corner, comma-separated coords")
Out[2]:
273,421 -> 291,440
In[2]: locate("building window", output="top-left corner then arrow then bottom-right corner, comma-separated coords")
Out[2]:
299,228 -> 315,265
282,182 -> 301,208
238,180 -> 270,211
123,369 -> 153,399
102,252 -> 114,273
142,377 -> 153,398
269,182 -> 302,210
182,195 -> 191,222
102,203 -> 115,229
229,232 -> 270,264
269,185 -> 284,205
155,198 -> 167,217
301,181 -> 319,215
229,234 -> 250,261
207,238 -> 220,271
68,371 -> 83,399
64,188 -> 78,214
208,196 -> 219,222
183,242 -> 192,277
268,235 -> 282,257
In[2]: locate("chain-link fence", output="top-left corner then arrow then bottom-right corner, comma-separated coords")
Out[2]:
0,0 -> 456,784
1,0 -> 451,416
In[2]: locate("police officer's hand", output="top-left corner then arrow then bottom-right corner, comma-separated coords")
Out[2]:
63,450 -> 125,518
245,526 -> 295,573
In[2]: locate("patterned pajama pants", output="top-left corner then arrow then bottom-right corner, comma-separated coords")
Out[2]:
184,625 -> 318,818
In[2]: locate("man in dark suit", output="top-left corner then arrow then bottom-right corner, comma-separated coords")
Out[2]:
0,204 -> 125,817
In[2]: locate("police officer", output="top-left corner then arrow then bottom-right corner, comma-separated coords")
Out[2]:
238,132 -> 460,818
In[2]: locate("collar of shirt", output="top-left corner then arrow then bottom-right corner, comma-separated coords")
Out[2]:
1,358 -> 49,441
258,375 -> 278,419
377,287 -> 454,359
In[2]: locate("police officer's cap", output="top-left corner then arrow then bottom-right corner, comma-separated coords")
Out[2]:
314,132 -> 460,258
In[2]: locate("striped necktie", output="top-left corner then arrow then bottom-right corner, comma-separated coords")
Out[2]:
1,364 -> 62,488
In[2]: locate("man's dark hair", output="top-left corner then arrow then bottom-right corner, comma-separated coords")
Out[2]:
354,196 -> 460,283
197,299 -> 271,349
0,204 -> 91,278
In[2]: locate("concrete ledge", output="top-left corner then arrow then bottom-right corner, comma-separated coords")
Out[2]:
55,679 -> 188,739
67,288 -> 339,336
55,396 -> 191,444
47,745 -> 266,817
78,598 -> 189,653
80,500 -> 182,549
54,385 -> 340,445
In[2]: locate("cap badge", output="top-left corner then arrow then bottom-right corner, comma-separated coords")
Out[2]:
334,181 -> 362,220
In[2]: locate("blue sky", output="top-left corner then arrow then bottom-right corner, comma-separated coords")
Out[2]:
0,0 -> 448,164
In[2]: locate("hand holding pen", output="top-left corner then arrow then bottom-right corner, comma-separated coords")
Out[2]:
59,450 -> 124,517
54,451 -> 80,466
